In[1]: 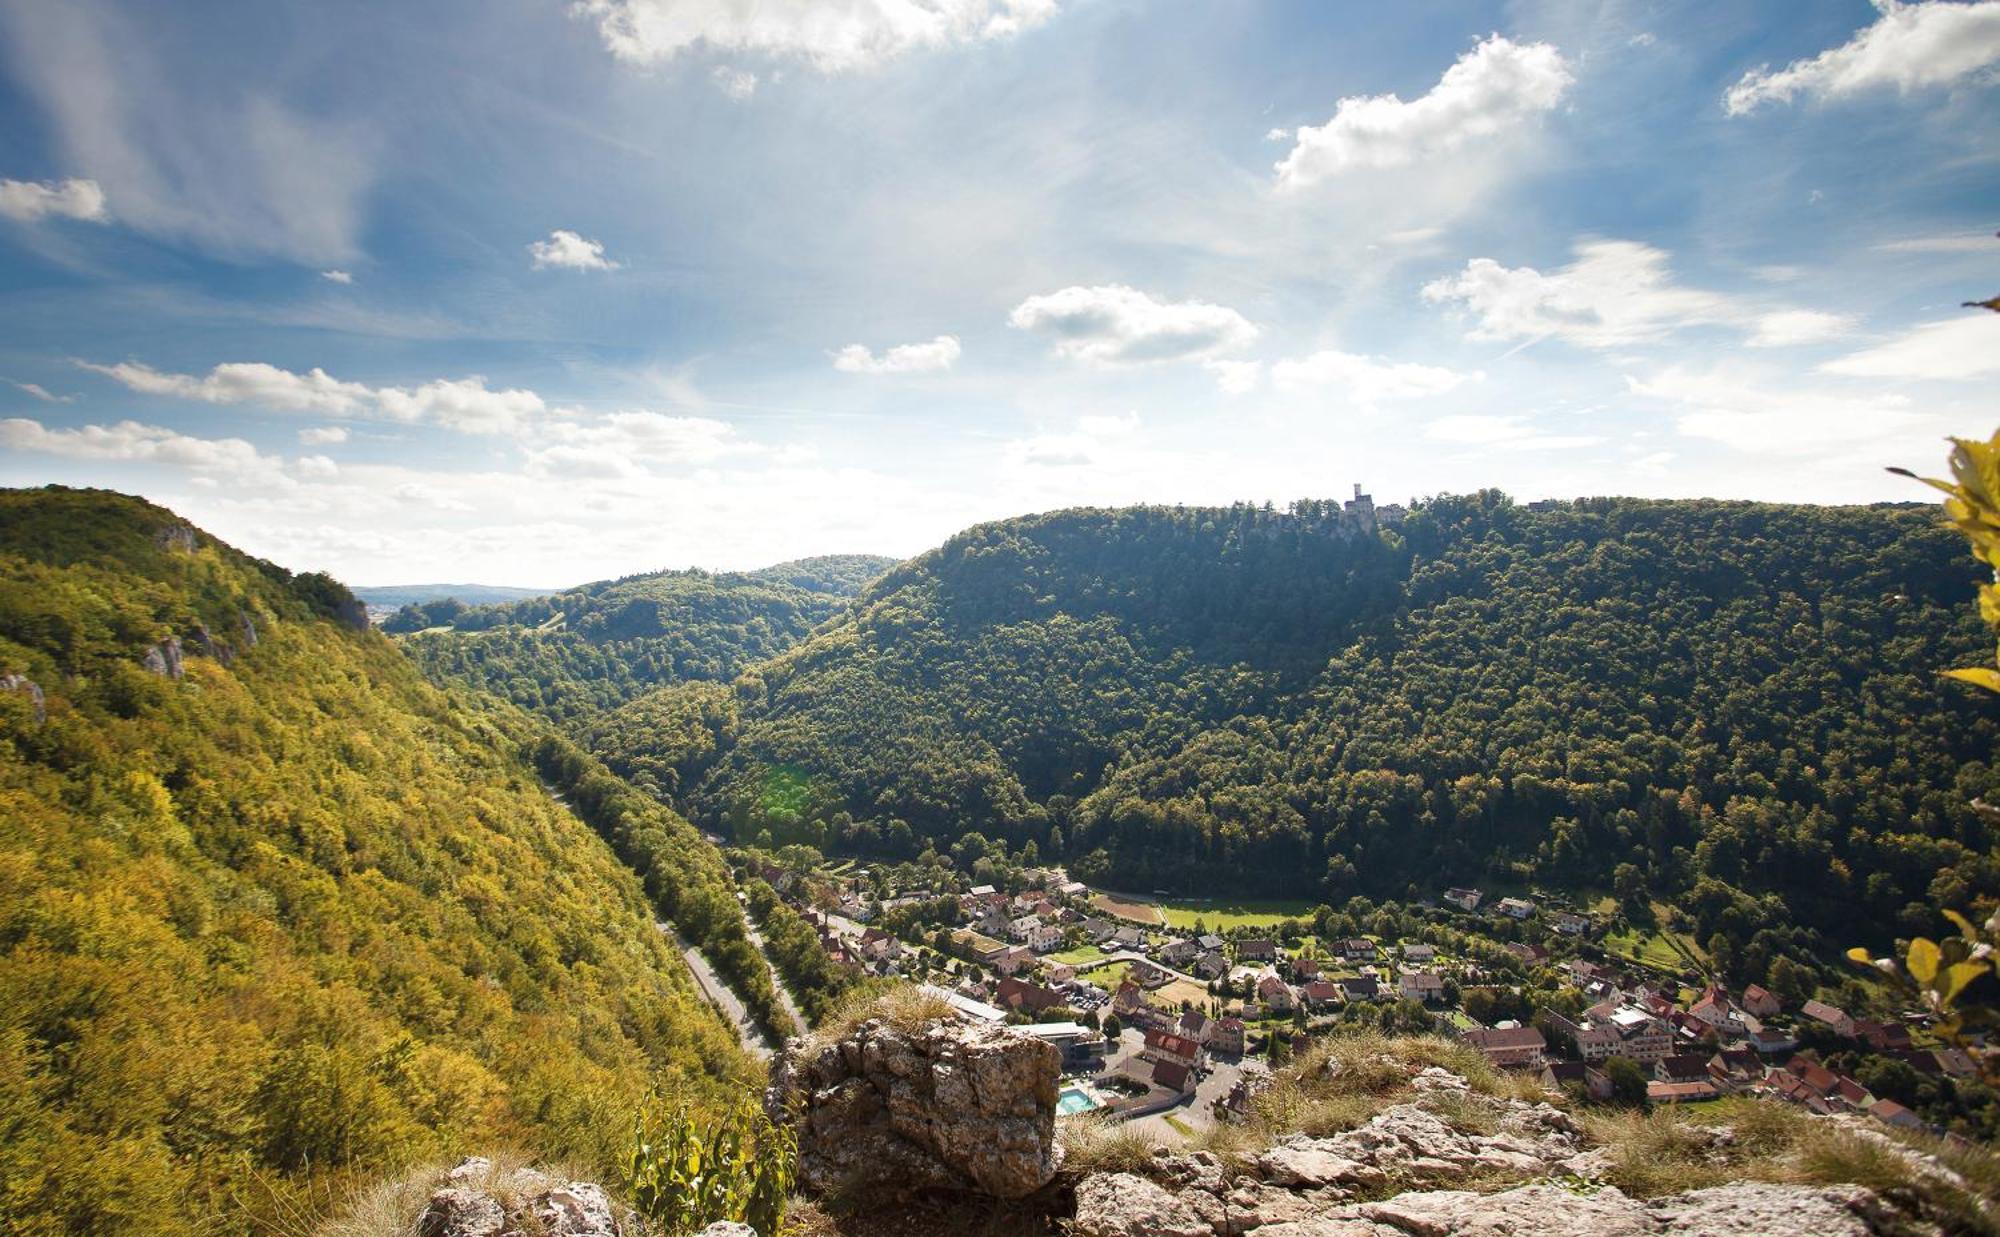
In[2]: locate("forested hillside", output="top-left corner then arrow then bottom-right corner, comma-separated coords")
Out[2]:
393,554 -> 896,726
604,494 -> 2000,955
0,488 -> 757,1235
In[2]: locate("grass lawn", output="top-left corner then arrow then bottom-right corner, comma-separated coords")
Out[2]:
1604,923 -> 1708,972
1158,898 -> 1320,931
1050,944 -> 1109,965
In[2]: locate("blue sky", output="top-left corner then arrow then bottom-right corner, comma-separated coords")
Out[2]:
1,0 -> 1996,585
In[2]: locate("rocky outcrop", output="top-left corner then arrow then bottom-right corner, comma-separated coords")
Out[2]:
1069,1069 -> 1912,1237
155,522 -> 198,553
416,1157 -> 635,1237
771,1016 -> 1062,1200
1,673 -> 45,724
1073,1175 -> 1899,1237
238,609 -> 258,648
141,635 -> 184,679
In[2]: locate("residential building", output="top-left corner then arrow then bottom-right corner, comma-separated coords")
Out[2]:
1542,1060 -> 1613,1099
1802,999 -> 1856,1038
1463,1025 -> 1547,1069
1302,980 -> 1341,1010
858,927 -> 903,962
1649,1080 -> 1720,1103
1444,888 -> 1484,912
1496,897 -> 1536,919
1209,1016 -> 1247,1056
1193,951 -> 1229,980
1870,1100 -> 1923,1131
1142,1028 -> 1203,1069
1159,938 -> 1200,968
1654,1054 -> 1713,1085
1340,938 -> 1377,962
1740,984 -> 1781,1018
1237,938 -> 1278,964
1399,971 -> 1447,1003
1401,943 -> 1438,964
1152,1059 -> 1194,1093
995,977 -> 1063,1015
1339,976 -> 1381,1003
1258,970 -> 1298,1013
1748,1027 -> 1798,1055
1552,912 -> 1589,936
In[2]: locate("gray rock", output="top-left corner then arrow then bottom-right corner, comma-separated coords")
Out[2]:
1351,1184 -> 1651,1236
1072,1172 -> 1213,1237
1649,1182 -> 1885,1236
238,610 -> 258,648
141,636 -> 184,679
773,1014 -> 1061,1200
527,1181 -> 620,1236
1,674 -> 45,724
697,1225 -> 759,1237
155,523 -> 198,553
416,1187 -> 506,1237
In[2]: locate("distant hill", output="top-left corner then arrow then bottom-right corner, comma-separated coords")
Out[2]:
614,494 -> 2000,961
394,554 -> 896,727
353,581 -> 555,612
0,486 -> 757,1234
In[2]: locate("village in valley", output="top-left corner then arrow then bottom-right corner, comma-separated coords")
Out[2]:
734,844 -> 1987,1143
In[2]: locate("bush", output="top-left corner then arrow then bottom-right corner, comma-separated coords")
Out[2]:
627,1096 -> 795,1236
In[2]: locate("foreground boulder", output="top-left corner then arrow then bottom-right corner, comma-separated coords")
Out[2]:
771,1014 -> 1062,1200
416,1158 -> 631,1237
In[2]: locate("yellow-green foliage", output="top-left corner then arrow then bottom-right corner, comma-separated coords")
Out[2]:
0,488 -> 756,1234
627,1095 -> 795,1236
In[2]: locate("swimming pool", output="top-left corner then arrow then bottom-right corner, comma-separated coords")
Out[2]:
1057,1085 -> 1101,1115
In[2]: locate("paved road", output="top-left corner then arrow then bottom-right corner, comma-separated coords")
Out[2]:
542,779 -> 779,1059
742,913 -> 809,1031
661,921 -> 775,1060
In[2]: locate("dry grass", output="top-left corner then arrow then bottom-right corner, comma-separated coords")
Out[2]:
1584,1100 -> 1999,1236
808,983 -> 956,1049
1058,1116 -> 1166,1177
312,1149 -> 594,1237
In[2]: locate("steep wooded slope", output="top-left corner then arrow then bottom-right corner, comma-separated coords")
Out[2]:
394,555 -> 896,727
0,488 -> 755,1235
634,494 -> 1998,945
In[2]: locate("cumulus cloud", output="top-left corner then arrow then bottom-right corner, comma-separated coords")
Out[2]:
832,334 -> 961,374
293,453 -> 339,478
528,229 -> 620,271
711,65 -> 759,98
320,268 -> 354,284
1725,0 -> 2000,114
1009,284 -> 1257,365
1204,359 -> 1264,395
1630,367 -> 1919,451
1276,36 -> 1570,188
0,176 -> 108,223
1003,411 -> 1140,469
299,425 -> 348,445
574,0 -> 1060,71
78,359 -> 549,433
1820,316 -> 2000,380
527,411 -> 755,478
0,416 -> 287,484
1270,350 -> 1480,403
1746,309 -> 1855,347
1422,239 -> 1844,350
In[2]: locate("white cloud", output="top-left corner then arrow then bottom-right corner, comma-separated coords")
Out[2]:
0,176 -> 107,223
1423,239 -> 1841,350
711,65 -> 759,98
393,482 -> 472,512
1204,359 -> 1264,395
8,380 -> 70,403
1746,309 -> 1855,347
0,416 -> 289,485
1725,0 -> 2000,114
527,229 -> 620,271
1875,231 -> 2000,253
78,359 -> 550,433
1422,413 -> 1601,450
574,0 -> 1060,71
528,411 -> 755,478
832,334 -> 961,374
1629,367 -> 1919,451
1270,350 -> 1480,402
320,268 -> 354,284
1276,36 -> 1570,188
0,2 -> 374,262
1629,32 -> 1658,48
1820,316 -> 2000,380
299,425 -> 348,445
1003,411 -> 1140,469
1009,284 -> 1257,365
294,453 -> 339,479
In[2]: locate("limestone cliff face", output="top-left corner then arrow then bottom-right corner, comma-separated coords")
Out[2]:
771,1016 -> 1063,1201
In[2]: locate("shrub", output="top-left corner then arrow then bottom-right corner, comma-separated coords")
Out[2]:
627,1095 -> 796,1236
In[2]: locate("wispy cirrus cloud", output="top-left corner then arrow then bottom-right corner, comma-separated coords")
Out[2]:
77,359 -> 550,434
1725,0 -> 2000,114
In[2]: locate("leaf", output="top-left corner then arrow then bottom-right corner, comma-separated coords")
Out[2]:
1943,960 -> 1988,1004
1907,937 -> 1940,985
1942,667 -> 2000,694
1846,947 -> 1874,967
1944,908 -> 1977,939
